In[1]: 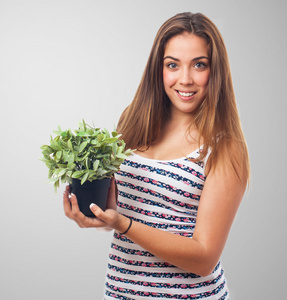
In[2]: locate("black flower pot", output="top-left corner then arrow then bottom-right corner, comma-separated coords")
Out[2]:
69,178 -> 111,217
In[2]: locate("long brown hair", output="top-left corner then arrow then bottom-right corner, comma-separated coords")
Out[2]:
117,12 -> 250,183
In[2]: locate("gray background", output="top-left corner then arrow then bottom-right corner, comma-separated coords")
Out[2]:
0,0 -> 286,299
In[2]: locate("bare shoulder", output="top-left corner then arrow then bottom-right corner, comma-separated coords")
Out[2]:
206,138 -> 249,186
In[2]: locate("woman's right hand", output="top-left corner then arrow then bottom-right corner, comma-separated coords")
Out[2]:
63,177 -> 119,230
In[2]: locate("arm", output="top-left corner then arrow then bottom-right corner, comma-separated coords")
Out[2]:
64,156 -> 246,276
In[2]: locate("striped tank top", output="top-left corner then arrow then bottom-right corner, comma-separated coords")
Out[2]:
104,148 -> 229,299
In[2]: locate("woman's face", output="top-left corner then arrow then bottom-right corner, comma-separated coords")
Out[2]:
163,33 -> 210,118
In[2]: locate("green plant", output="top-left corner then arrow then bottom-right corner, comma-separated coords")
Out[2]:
40,120 -> 133,191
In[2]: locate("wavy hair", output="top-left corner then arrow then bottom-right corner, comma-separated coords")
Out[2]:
117,12 -> 250,182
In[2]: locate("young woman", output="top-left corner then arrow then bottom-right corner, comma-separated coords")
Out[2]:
63,12 -> 250,299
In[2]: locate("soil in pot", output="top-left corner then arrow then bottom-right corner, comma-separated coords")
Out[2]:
69,178 -> 111,217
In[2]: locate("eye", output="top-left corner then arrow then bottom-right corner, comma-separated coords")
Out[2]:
167,62 -> 178,69
194,61 -> 207,69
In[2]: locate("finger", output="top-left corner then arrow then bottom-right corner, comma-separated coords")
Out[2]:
69,194 -> 101,228
89,203 -> 103,218
106,178 -> 117,210
70,193 -> 83,218
63,190 -> 72,218
65,185 -> 71,193
63,191 -> 83,227
90,203 -> 112,226
90,203 -> 115,226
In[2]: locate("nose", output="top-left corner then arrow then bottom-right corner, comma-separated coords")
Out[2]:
179,67 -> 193,85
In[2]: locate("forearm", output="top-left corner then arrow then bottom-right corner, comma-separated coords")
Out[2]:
65,192 -> 219,276
114,214 -> 215,276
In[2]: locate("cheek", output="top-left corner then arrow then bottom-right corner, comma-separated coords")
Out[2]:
197,71 -> 210,88
163,70 -> 176,89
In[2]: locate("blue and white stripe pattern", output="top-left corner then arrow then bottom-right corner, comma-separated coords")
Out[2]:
104,149 -> 229,299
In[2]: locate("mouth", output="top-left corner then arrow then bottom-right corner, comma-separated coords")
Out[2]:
176,90 -> 196,98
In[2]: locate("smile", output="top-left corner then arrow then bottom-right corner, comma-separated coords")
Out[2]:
177,91 -> 196,97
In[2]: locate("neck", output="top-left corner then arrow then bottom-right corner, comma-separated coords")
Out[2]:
166,108 -> 196,130
161,111 -> 201,146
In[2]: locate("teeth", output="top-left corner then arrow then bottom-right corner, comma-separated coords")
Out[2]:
178,91 -> 195,97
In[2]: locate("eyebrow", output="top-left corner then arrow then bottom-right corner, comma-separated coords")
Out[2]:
163,55 -> 209,61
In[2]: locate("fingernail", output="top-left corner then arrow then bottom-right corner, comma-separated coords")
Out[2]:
90,203 -> 96,211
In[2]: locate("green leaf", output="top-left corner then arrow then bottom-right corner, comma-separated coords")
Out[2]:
87,129 -> 94,136
67,153 -> 75,165
97,168 -> 108,176
81,172 -> 89,185
82,119 -> 87,131
44,160 -> 55,168
93,160 -> 99,171
112,131 -> 118,137
59,139 -> 68,148
57,163 -> 67,168
42,148 -> 53,156
103,128 -> 110,138
116,153 -> 127,159
71,170 -> 85,178
85,157 -> 91,169
53,169 -> 61,176
48,169 -> 54,179
54,136 -> 60,142
58,169 -> 66,177
77,131 -> 90,137
39,156 -> 48,162
56,151 -> 62,160
91,129 -> 101,137
103,137 -> 118,143
53,130 -> 61,136
49,176 -> 60,183
76,151 -> 90,162
41,145 -> 54,153
61,173 -> 67,183
112,142 -> 117,154
97,134 -> 104,142
124,149 -> 134,155
96,153 -> 109,158
68,163 -> 76,170
90,140 -> 100,147
87,171 -> 96,180
117,145 -> 124,154
50,140 -> 61,151
60,131 -> 67,137
67,139 -> 73,151
62,151 -> 69,161
79,141 -> 88,153
54,179 -> 60,192
106,164 -> 118,171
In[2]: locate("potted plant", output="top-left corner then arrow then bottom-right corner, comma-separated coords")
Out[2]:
40,120 -> 133,217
